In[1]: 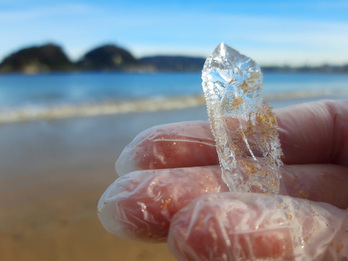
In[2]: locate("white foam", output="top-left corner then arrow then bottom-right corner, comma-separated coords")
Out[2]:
0,89 -> 347,124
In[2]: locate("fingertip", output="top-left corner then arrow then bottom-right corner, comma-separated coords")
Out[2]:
115,121 -> 218,176
98,166 -> 227,243
97,171 -> 163,241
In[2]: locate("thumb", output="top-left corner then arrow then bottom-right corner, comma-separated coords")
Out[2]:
168,192 -> 348,261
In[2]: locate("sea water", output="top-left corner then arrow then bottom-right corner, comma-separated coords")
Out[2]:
0,72 -> 347,122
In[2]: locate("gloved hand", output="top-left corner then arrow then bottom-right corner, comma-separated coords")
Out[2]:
98,100 -> 348,260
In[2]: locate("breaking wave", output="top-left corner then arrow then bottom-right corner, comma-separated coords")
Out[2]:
0,89 -> 347,124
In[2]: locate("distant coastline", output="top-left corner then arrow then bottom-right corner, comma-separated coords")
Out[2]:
0,43 -> 347,74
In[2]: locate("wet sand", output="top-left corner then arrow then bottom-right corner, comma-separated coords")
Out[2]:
0,106 -> 208,261
2,96 -> 346,261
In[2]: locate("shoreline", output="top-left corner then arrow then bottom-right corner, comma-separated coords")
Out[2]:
1,97 -> 348,260
1,90 -> 348,124
0,107 -> 209,261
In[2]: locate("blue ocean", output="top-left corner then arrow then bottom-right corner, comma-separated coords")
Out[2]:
0,72 -> 347,122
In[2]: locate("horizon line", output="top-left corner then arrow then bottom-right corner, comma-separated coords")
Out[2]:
1,41 -> 348,68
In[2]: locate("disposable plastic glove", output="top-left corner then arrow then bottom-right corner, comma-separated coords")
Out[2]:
98,100 -> 348,260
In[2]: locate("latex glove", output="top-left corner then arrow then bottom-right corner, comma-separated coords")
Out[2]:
98,100 -> 348,260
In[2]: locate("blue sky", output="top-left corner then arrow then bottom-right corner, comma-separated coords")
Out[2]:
0,0 -> 347,66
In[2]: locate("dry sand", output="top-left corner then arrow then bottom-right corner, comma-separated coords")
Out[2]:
0,106 -> 208,261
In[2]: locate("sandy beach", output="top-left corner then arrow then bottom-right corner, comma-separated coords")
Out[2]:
2,96 -> 348,261
0,106 -> 208,261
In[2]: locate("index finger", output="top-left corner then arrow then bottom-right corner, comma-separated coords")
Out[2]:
115,120 -> 218,176
116,100 -> 348,176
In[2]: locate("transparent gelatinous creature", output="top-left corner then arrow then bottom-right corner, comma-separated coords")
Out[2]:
202,43 -> 283,193
97,49 -> 348,259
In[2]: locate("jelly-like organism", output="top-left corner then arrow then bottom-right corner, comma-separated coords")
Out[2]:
202,43 -> 283,193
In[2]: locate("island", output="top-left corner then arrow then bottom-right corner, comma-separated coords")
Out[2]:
0,42 -> 347,74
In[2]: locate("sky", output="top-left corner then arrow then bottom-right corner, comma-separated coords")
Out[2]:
0,0 -> 348,66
